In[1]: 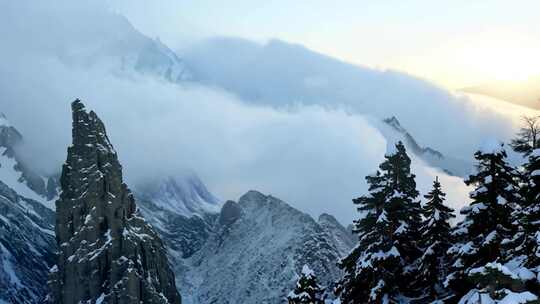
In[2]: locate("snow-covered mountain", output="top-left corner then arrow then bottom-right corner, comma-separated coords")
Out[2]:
0,111 -> 350,304
175,190 -> 354,304
135,178 -> 354,304
0,115 -> 58,207
136,175 -> 221,258
0,180 -> 55,304
0,116 -> 56,303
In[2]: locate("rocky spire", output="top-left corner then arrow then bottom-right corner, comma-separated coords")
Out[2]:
48,99 -> 181,304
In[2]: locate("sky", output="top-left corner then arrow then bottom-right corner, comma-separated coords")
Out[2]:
112,0 -> 540,89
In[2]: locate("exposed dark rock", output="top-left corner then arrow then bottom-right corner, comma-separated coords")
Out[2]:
48,100 -> 181,304
218,200 -> 242,227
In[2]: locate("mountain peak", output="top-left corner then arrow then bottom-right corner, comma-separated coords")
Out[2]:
318,213 -> 340,225
383,116 -> 406,133
239,189 -> 268,203
49,99 -> 181,304
70,99 -> 115,154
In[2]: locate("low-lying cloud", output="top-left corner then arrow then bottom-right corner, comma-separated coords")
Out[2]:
1,53 -> 389,223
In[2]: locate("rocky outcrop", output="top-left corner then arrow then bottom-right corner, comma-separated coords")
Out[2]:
218,201 -> 241,227
48,100 -> 181,304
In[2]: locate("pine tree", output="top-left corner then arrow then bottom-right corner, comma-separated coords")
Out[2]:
507,147 -> 540,296
287,265 -> 325,304
447,143 -> 522,301
505,115 -> 540,298
418,177 -> 455,302
336,141 -> 422,303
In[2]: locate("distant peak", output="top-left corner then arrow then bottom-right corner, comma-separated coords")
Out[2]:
318,213 -> 339,224
383,116 -> 400,124
383,116 -> 406,133
239,190 -> 267,202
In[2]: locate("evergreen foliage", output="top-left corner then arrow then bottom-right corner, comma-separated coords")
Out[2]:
447,144 -> 523,301
506,147 -> 540,297
336,142 -> 422,303
336,118 -> 540,303
287,265 -> 325,304
417,177 -> 455,301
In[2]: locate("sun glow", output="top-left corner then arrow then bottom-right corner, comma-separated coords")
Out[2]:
459,43 -> 539,83
390,30 -> 540,89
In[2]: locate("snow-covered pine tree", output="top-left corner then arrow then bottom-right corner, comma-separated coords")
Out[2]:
417,177 -> 455,302
447,143 -> 522,301
506,147 -> 540,297
503,115 -> 540,298
336,141 -> 422,303
287,265 -> 325,304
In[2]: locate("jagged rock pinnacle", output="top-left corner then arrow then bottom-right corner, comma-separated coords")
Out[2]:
48,99 -> 181,304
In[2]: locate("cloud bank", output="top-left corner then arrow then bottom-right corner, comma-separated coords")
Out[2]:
182,37 -> 527,160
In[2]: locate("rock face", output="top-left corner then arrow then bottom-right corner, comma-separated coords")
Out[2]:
48,100 -> 181,304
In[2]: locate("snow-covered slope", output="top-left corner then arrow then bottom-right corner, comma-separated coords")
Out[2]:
178,190 -> 354,304
136,174 -> 221,260
0,115 -> 57,209
0,115 -> 58,303
318,213 -> 356,256
0,180 -> 55,303
136,174 -> 221,218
